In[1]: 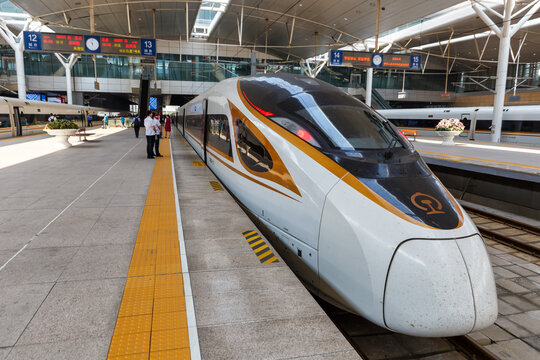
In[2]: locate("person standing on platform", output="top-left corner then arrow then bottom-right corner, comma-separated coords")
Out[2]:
120,115 -> 126,128
48,113 -> 56,122
132,115 -> 141,138
164,114 -> 171,139
87,113 -> 93,127
103,114 -> 109,129
144,111 -> 157,159
153,113 -> 163,157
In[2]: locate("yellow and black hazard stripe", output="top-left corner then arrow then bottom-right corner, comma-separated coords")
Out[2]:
209,181 -> 223,191
242,230 -> 279,264
192,161 -> 206,167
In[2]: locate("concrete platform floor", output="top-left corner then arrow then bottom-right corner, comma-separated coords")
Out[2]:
0,128 -> 154,359
413,137 -> 540,176
0,127 -> 359,359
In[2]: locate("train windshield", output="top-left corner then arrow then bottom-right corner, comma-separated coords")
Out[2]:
240,74 -> 404,151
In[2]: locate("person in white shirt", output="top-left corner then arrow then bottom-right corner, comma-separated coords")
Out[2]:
153,114 -> 162,157
144,111 -> 157,159
48,113 -> 56,122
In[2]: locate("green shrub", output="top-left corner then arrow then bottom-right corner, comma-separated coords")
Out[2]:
46,119 -> 79,130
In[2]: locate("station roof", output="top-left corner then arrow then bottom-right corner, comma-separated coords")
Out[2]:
6,1 -> 540,70
10,0 -> 462,60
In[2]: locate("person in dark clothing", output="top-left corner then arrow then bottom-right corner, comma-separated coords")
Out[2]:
133,115 -> 141,138
144,111 -> 157,159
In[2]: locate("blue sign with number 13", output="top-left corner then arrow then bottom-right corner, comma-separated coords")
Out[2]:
141,39 -> 156,57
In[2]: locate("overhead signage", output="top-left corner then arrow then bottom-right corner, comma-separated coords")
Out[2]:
328,50 -> 422,70
23,31 -> 156,57
149,97 -> 158,110
24,31 -> 41,51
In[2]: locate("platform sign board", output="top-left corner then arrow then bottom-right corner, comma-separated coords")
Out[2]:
24,32 -> 41,51
141,39 -> 156,57
410,54 -> 422,70
329,50 -> 343,66
23,31 -> 156,57
327,50 -> 422,70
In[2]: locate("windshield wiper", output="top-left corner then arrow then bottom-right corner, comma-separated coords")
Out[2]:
384,137 -> 398,160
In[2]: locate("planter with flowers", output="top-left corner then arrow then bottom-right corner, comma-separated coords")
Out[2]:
435,118 -> 465,146
44,119 -> 79,149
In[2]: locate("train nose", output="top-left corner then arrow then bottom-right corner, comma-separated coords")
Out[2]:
383,235 -> 497,337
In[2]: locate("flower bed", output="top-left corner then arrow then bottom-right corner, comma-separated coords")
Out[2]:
435,118 -> 465,132
44,119 -> 79,130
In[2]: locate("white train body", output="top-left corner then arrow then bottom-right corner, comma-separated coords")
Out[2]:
176,74 -> 497,337
378,106 -> 540,145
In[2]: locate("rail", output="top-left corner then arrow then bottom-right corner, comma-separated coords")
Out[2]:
464,205 -> 540,258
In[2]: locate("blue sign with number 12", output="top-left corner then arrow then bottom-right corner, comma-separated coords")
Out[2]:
24,31 -> 41,51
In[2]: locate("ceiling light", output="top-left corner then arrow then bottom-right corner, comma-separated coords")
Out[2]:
344,17 -> 348,21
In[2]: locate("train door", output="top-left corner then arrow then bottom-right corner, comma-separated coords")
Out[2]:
182,108 -> 185,136
202,99 -> 208,164
467,111 -> 478,141
13,106 -> 22,137
460,113 -> 470,138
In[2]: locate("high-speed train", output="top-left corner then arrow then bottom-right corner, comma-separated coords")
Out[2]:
378,106 -> 540,145
175,73 -> 497,337
0,96 -> 103,139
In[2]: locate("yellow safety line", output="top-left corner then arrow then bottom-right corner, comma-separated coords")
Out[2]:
418,150 -> 540,170
0,133 -> 48,142
107,139 -> 190,360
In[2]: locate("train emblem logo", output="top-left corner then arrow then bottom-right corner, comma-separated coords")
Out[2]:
410,192 -> 445,215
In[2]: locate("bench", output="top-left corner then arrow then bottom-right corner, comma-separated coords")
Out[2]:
400,129 -> 418,141
70,128 -> 95,142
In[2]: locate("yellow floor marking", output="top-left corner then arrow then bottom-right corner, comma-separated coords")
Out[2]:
250,239 -> 264,248
418,150 -> 540,170
108,139 -> 190,360
263,256 -> 278,264
257,249 -> 273,259
0,133 -> 48,142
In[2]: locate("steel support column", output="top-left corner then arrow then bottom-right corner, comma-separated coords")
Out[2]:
365,68 -> 373,107
55,53 -> 80,105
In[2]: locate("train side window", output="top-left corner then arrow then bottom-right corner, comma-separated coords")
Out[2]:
207,114 -> 232,157
186,114 -> 203,141
235,119 -> 273,172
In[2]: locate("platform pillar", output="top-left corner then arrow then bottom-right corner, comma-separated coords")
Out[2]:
365,68 -> 373,107
0,21 -> 27,100
55,53 -> 80,105
471,0 -> 540,142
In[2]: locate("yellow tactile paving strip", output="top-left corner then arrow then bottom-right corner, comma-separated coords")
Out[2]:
107,139 -> 190,360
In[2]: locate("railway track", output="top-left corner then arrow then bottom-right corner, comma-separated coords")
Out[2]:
463,205 -> 540,257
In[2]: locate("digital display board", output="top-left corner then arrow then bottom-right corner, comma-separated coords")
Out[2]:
101,36 -> 140,55
23,31 -> 156,57
41,33 -> 85,53
328,50 -> 422,70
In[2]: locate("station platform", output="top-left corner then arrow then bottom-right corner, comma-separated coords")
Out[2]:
412,137 -> 540,183
0,128 -> 358,359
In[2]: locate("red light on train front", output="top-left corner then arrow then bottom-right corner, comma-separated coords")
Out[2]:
296,129 -> 312,141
